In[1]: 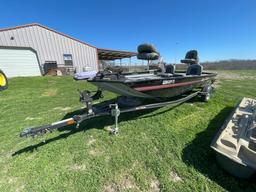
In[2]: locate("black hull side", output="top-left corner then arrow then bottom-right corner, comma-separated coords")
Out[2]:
89,72 -> 217,99
137,77 -> 213,98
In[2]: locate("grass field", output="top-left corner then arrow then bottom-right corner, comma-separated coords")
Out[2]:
0,70 -> 256,192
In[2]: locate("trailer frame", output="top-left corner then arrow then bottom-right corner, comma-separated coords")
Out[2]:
20,87 -> 209,138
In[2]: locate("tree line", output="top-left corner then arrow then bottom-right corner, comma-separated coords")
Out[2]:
176,59 -> 256,70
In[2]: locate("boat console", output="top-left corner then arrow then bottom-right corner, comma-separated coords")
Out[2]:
186,64 -> 202,76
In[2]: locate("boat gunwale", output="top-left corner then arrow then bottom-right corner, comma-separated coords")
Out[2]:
88,72 -> 217,84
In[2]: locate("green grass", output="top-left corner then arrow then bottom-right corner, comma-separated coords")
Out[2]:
0,70 -> 256,192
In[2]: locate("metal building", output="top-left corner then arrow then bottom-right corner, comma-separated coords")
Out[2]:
0,23 -> 98,77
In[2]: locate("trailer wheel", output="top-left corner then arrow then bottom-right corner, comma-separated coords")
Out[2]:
200,84 -> 213,102
0,69 -> 8,91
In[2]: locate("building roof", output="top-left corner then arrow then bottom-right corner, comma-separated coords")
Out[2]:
0,23 -> 138,60
0,23 -> 97,49
97,48 -> 137,60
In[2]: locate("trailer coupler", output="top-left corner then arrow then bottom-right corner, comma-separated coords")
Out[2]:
20,118 -> 77,138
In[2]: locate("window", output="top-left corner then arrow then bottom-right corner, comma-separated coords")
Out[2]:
63,54 -> 73,65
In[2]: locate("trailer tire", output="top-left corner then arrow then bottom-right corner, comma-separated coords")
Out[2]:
200,84 -> 213,102
0,69 -> 8,91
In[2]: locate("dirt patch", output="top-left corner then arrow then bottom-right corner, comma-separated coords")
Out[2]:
15,184 -> 25,192
130,160 -> 140,170
170,170 -> 182,182
42,88 -> 58,97
7,177 -> 17,184
0,151 -> 13,160
53,107 -> 72,111
1,176 -> 25,192
119,175 -> 137,190
104,175 -> 138,192
25,117 -> 35,120
104,184 -> 117,192
213,80 -> 221,89
149,179 -> 161,192
70,164 -> 87,171
47,80 -> 56,84
218,73 -> 243,80
89,149 -> 102,156
216,71 -> 256,80
104,126 -> 113,133
1,166 -> 9,174
87,138 -> 96,146
105,155 -> 111,162
25,117 -> 42,121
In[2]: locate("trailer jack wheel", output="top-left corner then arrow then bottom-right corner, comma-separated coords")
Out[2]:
110,104 -> 120,135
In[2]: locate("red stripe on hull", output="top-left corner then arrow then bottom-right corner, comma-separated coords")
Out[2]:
134,80 -> 203,92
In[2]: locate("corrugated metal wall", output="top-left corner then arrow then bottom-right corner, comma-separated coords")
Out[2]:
0,25 -> 98,72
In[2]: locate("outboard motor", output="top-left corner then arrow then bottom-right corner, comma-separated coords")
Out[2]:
181,50 -> 202,76
0,69 -> 8,91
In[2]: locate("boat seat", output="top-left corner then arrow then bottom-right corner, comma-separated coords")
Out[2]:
180,50 -> 199,65
186,64 -> 202,76
180,58 -> 197,65
165,64 -> 175,74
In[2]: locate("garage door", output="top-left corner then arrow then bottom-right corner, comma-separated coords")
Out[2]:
0,48 -> 41,77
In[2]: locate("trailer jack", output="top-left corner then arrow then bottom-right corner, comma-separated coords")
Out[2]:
110,104 -> 120,134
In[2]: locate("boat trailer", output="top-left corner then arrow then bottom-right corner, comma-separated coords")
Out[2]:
20,87 -> 212,138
